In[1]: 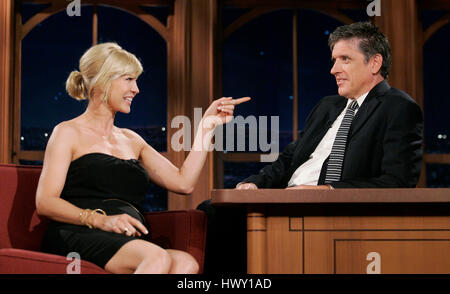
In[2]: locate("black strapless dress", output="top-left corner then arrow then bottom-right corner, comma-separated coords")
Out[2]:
41,152 -> 151,269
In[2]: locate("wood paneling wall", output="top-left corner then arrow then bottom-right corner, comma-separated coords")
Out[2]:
167,0 -> 218,210
376,0 -> 424,108
375,0 -> 426,187
0,0 -> 14,164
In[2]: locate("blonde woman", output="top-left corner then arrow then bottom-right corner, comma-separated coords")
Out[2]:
35,43 -> 250,274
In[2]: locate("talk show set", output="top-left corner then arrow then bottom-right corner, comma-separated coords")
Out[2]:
0,0 -> 449,283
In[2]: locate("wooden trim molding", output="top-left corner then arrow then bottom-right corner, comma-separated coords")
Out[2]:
12,2 -> 22,164
423,13 -> 450,44
21,1 -> 169,41
21,1 -> 67,39
317,8 -> 354,25
0,0 -> 14,163
223,7 -> 278,40
424,153 -> 450,165
92,4 -> 98,45
223,0 -> 365,10
223,7 -> 353,41
220,152 -> 268,162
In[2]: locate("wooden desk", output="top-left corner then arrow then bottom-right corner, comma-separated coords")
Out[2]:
211,189 -> 450,274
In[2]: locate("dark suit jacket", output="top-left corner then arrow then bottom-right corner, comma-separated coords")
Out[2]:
242,80 -> 424,188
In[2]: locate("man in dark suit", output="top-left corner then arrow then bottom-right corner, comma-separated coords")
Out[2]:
237,21 -> 423,190
199,22 -> 423,273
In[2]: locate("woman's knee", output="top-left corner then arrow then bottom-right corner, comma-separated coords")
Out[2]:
105,240 -> 172,274
168,250 -> 199,274
185,257 -> 199,274
145,247 -> 171,269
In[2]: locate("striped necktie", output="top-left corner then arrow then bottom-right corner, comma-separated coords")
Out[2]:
324,100 -> 359,184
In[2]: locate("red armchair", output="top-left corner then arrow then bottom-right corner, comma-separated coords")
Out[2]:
0,164 -> 207,274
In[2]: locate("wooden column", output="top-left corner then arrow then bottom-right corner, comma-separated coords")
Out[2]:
189,0 -> 218,209
375,0 -> 423,107
0,0 -> 14,164
167,0 -> 218,210
374,0 -> 426,187
167,0 -> 191,210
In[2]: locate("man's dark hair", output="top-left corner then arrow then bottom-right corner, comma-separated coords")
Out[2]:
329,22 -> 391,79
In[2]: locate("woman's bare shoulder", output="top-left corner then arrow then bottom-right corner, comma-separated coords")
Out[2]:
120,127 -> 145,142
48,120 -> 82,149
42,120 -> 81,164
118,128 -> 148,154
52,120 -> 80,136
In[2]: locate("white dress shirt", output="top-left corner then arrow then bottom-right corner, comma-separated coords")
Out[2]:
287,92 -> 369,187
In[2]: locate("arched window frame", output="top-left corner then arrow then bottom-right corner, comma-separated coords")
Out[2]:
13,0 -> 170,163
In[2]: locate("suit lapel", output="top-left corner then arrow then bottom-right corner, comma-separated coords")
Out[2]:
329,98 -> 348,124
349,80 -> 390,139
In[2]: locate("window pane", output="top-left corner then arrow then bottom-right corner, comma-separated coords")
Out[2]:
222,9 -> 293,153
21,3 -> 51,24
423,19 -> 450,154
426,164 -> 450,188
19,160 -> 43,166
21,7 -> 93,151
224,161 -> 268,188
98,6 -> 168,152
139,6 -> 169,26
222,7 -> 251,28
296,10 -> 345,131
142,182 -> 167,212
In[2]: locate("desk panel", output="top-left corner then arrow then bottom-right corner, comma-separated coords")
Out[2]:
335,239 -> 450,274
211,189 -> 450,274
305,230 -> 450,274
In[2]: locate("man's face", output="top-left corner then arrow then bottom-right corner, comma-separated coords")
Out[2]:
330,38 -> 375,99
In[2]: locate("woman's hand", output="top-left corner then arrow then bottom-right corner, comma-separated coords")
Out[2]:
203,97 -> 251,128
91,213 -> 148,237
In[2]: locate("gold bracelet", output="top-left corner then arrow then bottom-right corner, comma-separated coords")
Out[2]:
79,209 -> 93,229
85,208 -> 107,229
91,209 -> 107,216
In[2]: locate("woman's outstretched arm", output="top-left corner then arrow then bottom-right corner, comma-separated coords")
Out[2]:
137,97 -> 251,194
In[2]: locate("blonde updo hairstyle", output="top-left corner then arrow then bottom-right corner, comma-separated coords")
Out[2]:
66,42 -> 143,102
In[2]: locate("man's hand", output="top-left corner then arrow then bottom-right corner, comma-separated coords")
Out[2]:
235,182 -> 258,190
286,185 -> 332,190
